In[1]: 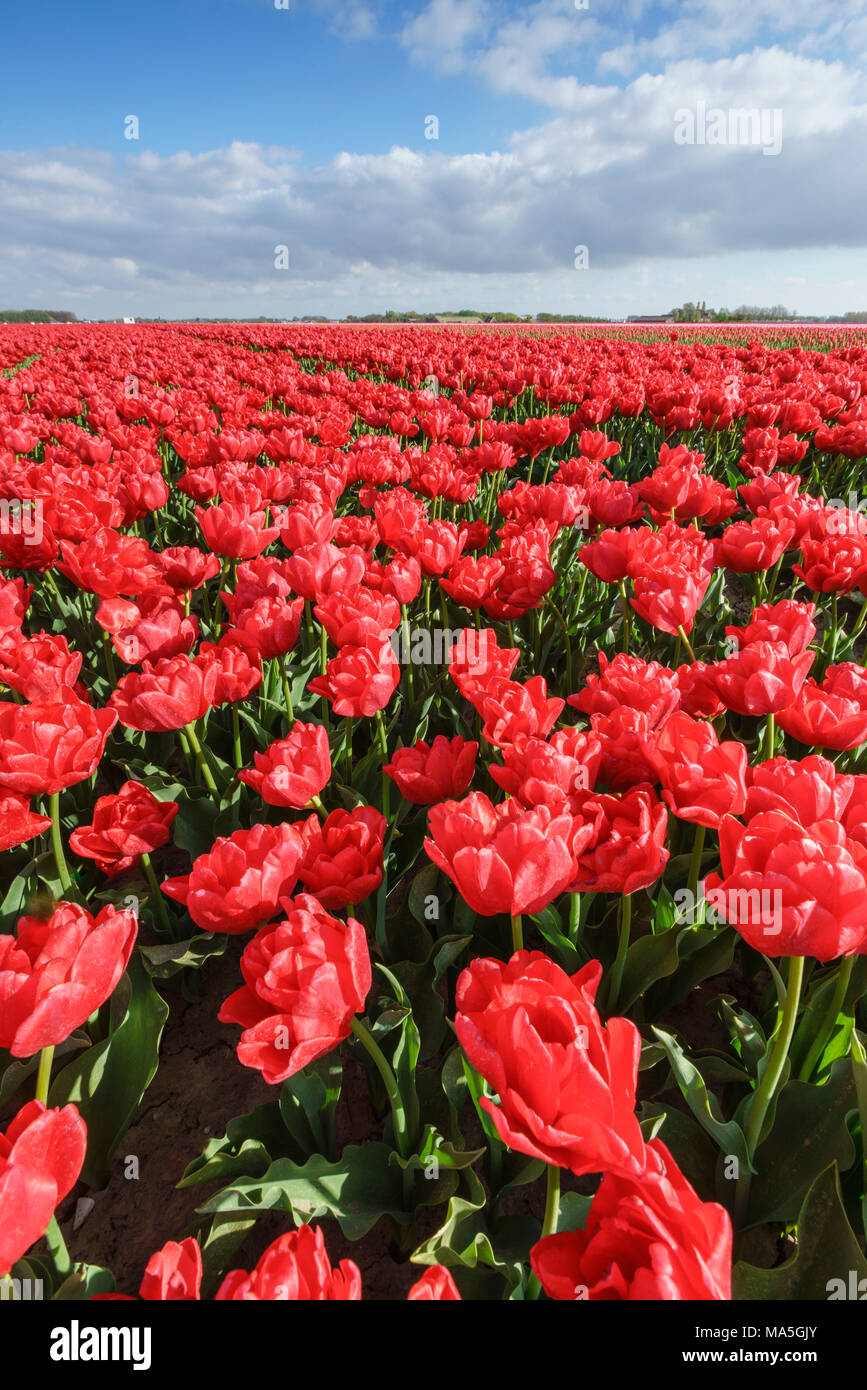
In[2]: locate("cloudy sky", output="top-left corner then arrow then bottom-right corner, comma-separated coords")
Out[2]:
2,0 -> 865,319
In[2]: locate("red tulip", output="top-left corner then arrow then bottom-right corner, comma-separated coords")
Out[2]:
384,736 -> 478,805
97,593 -> 198,666
530,1138 -> 731,1300
448,627 -> 519,699
94,1237 -> 204,1301
649,713 -> 748,829
109,654 -> 218,732
568,652 -> 680,730
725,600 -> 816,657
216,1226 -> 362,1300
489,728 -> 602,811
425,791 -> 576,917
407,1266 -> 461,1300
745,754 -> 852,825
0,689 -> 116,796
793,534 -> 867,593
706,810 -> 867,958
711,641 -> 814,717
777,663 -> 867,750
69,781 -> 178,877
473,675 -> 564,751
629,563 -> 710,638
282,542 -> 367,601
196,500 -> 280,559
455,952 -> 646,1177
139,1238 -> 203,1301
307,637 -> 400,717
162,822 -> 305,934
0,902 -> 137,1055
313,587 -> 400,646
196,636 -> 263,705
240,722 -> 331,808
568,784 -> 669,895
57,527 -> 164,598
0,1100 -> 87,1275
295,805 -> 386,909
218,894 -> 371,1084
226,594 -> 303,660
714,517 -> 794,573
0,632 -> 82,701
155,546 -> 221,591
0,791 -> 53,851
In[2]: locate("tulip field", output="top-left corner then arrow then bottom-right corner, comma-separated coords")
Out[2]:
3,318 -> 867,1305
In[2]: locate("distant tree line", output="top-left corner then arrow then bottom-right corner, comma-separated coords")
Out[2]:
342,310 -> 611,324
670,302 -> 796,323
0,310 -> 78,323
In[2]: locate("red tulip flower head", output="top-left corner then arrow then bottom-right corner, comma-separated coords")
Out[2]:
0,1100 -> 87,1275
162,822 -> 305,934
530,1138 -> 731,1300
218,895 -> 371,1084
456,952 -> 646,1178
0,902 -> 138,1055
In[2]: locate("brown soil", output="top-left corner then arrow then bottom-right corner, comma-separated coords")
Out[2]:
31,932 -> 597,1299
34,943 -> 403,1298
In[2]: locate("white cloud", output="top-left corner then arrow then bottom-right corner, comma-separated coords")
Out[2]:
400,0 -> 493,74
2,7 -> 866,318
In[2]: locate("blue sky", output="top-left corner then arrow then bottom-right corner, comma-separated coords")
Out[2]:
0,1 -> 544,163
1,0 -> 866,318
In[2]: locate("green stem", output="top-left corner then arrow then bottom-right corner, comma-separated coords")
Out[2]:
375,710 -> 390,818
606,893 -> 632,1013
618,580 -> 631,654
35,1044 -> 55,1103
798,955 -> 854,1083
350,1016 -> 411,1158
541,1161 -> 561,1238
687,824 -> 706,910
43,568 -> 65,606
400,605 -> 415,703
177,727 -> 197,782
676,625 -> 696,663
374,710 -> 391,957
568,891 -> 583,946
141,852 -> 172,935
764,712 -> 776,761
735,955 -> 805,1227
34,1043 -> 72,1274
231,703 -> 243,772
827,591 -> 839,665
183,723 -> 220,795
48,793 -> 73,894
44,1214 -> 72,1280
545,598 -> 573,690
343,716 -> 353,782
199,584 -> 213,628
851,1029 -> 867,1244
510,914 -> 523,954
764,553 -> 784,604
278,656 -> 294,722
527,1164 -> 561,1300
101,630 -> 118,688
847,592 -> 867,652
212,557 -> 232,637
